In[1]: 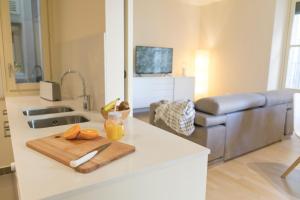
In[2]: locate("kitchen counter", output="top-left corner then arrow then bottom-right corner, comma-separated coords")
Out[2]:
6,96 -> 210,200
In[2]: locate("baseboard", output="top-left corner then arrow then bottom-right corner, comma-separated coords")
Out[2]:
282,134 -> 293,140
133,108 -> 150,114
208,157 -> 224,168
0,166 -> 12,176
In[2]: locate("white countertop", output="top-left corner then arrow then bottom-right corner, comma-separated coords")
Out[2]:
6,96 -> 209,200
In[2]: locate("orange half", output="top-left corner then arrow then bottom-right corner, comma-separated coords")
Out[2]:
78,129 -> 100,140
63,124 -> 81,140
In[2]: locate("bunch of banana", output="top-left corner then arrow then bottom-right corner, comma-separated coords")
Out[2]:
102,98 -> 120,112
102,98 -> 130,113
101,98 -> 130,120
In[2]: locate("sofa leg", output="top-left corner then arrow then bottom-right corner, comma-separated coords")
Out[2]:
281,156 -> 300,178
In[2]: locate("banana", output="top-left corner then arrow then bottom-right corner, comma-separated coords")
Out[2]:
102,98 -> 120,112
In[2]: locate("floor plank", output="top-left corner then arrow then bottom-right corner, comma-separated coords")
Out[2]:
0,173 -> 18,200
207,136 -> 300,200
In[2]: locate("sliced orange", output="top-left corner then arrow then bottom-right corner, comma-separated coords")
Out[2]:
63,124 -> 81,140
78,129 -> 100,140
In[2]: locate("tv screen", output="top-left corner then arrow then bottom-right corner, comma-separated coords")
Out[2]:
135,46 -> 173,74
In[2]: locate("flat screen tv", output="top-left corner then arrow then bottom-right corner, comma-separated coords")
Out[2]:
135,46 -> 173,74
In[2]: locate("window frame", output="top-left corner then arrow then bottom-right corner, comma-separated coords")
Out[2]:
0,0 -> 52,96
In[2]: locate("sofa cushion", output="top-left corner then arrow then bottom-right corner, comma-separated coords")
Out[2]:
259,89 -> 299,107
194,112 -> 226,127
195,93 -> 266,115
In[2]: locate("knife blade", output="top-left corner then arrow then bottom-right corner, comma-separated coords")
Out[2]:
69,143 -> 111,168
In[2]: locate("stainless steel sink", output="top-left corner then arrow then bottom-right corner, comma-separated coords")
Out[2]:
28,115 -> 89,129
23,106 -> 74,116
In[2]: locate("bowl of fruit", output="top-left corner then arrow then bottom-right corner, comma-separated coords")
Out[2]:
101,98 -> 130,120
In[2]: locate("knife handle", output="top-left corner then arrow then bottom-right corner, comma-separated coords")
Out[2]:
70,150 -> 98,168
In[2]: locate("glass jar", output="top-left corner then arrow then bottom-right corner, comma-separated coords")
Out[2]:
104,112 -> 125,141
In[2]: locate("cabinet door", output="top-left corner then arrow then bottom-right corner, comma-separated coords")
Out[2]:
174,77 -> 195,101
133,77 -> 174,109
0,100 -> 13,167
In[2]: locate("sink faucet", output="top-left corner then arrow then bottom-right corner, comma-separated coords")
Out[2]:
60,69 -> 91,111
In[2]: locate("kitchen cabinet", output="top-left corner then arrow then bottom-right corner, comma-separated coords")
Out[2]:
0,99 -> 13,167
132,76 -> 195,109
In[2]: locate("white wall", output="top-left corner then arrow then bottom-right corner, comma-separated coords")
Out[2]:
199,0 -> 277,96
104,0 -> 125,104
133,0 -> 202,76
132,0 -> 291,98
49,0 -> 125,109
49,0 -> 106,110
125,0 -> 134,109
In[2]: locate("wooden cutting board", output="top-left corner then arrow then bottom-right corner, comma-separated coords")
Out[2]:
26,134 -> 135,173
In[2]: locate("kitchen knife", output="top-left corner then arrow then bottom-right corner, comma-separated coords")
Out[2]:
69,143 -> 111,168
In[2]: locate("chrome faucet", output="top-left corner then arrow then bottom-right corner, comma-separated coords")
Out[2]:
60,69 -> 91,111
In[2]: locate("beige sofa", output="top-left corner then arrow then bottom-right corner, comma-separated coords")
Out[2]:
150,90 -> 296,162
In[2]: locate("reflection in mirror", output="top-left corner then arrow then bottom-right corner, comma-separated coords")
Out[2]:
9,0 -> 44,83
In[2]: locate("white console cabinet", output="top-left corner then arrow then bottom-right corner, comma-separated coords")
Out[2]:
133,77 -> 195,109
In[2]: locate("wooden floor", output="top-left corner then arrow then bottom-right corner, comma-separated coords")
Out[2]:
207,136 -> 300,200
0,173 -> 18,200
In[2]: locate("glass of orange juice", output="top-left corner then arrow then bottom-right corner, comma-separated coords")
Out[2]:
104,112 -> 124,141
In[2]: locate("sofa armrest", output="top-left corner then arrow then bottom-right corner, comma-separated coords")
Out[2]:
195,112 -> 227,127
285,108 -> 294,136
149,102 -> 160,125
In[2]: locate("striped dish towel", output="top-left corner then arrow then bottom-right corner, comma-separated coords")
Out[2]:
154,100 -> 195,136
